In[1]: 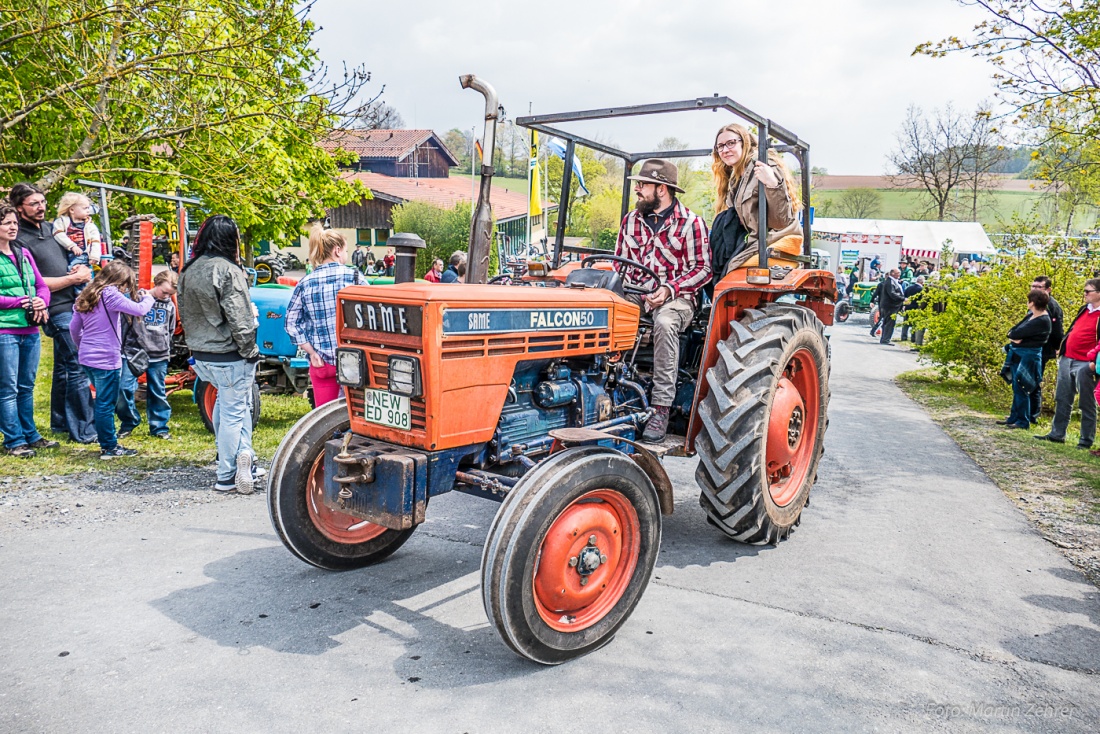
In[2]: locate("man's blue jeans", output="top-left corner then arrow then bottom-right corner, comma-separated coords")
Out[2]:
117,360 -> 171,435
42,310 -> 97,443
0,332 -> 44,450
192,359 -> 255,482
83,366 -> 121,452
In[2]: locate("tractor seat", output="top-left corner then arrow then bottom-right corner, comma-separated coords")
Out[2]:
564,268 -> 625,297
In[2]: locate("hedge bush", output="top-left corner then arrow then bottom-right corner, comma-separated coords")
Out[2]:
390,200 -> 499,279
906,232 -> 1094,407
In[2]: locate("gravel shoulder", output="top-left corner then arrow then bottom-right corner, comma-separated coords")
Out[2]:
0,465 -> 252,532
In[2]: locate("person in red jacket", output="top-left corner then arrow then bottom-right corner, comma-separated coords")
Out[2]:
1036,278 -> 1100,449
423,258 -> 444,283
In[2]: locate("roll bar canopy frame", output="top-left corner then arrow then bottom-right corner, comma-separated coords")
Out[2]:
516,95 -> 812,271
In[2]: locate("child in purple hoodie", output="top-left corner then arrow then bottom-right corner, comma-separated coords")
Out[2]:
70,261 -> 154,458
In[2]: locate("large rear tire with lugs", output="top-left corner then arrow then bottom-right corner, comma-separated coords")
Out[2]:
695,303 -> 829,544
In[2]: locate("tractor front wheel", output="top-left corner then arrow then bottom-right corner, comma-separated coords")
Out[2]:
834,300 -> 851,323
268,400 -> 415,570
194,378 -> 262,434
481,446 -> 661,664
695,303 -> 829,544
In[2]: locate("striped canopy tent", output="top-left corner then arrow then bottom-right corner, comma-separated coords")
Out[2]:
901,247 -> 941,259
814,218 -> 996,257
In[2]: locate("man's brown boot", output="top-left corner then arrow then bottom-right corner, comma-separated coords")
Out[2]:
642,406 -> 670,443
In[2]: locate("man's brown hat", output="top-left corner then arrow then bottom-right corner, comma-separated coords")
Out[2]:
627,158 -> 684,193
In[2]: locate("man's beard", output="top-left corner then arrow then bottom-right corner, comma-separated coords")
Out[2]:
635,194 -> 658,217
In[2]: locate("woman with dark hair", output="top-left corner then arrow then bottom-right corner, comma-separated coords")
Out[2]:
0,204 -> 55,457
177,215 -> 262,494
1002,288 -> 1052,430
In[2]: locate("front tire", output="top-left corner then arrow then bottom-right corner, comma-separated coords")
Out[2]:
268,400 -> 415,570
834,300 -> 851,323
482,447 -> 661,664
695,303 -> 829,544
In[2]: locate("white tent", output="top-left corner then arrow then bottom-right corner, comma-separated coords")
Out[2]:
812,218 -> 995,266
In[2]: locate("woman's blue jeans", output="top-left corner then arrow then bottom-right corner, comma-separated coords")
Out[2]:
1008,346 -> 1042,428
192,359 -> 255,483
0,332 -> 44,449
83,366 -> 122,452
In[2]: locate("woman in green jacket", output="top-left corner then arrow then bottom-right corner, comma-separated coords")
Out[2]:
0,204 -> 55,457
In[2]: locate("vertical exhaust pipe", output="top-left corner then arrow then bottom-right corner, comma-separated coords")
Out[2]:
389,232 -> 425,284
459,74 -> 500,285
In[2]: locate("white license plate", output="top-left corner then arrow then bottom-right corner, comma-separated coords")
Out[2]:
362,388 -> 411,430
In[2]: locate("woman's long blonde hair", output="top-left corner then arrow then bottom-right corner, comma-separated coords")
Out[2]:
74,260 -> 137,313
711,123 -> 802,215
307,226 -> 346,269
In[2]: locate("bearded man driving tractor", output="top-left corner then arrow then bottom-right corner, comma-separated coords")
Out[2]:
614,158 -> 712,442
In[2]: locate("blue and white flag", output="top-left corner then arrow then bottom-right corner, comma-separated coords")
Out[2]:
544,137 -> 588,197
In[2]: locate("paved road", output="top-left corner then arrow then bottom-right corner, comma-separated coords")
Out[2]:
3,323 -> 1099,733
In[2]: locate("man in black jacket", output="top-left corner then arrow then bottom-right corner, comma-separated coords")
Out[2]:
878,269 -> 906,345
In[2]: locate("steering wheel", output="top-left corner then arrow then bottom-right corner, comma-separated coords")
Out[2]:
488,273 -> 515,285
580,254 -> 660,296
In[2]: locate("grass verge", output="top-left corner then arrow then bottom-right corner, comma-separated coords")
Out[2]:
897,369 -> 1100,586
0,339 -> 312,479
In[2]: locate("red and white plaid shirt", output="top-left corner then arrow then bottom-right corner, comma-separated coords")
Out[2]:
614,200 -> 711,299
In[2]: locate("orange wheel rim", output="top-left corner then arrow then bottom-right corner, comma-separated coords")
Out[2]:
305,453 -> 387,544
765,347 -> 820,506
203,385 -> 217,421
532,489 -> 640,632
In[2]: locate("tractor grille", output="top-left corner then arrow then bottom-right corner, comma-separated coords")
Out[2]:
441,330 -> 612,360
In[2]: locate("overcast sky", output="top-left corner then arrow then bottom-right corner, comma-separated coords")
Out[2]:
310,0 -> 1001,174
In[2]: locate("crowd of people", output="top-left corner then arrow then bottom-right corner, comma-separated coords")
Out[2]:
0,182 -> 189,462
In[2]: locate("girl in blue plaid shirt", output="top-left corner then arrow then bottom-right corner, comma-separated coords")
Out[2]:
286,228 -> 363,406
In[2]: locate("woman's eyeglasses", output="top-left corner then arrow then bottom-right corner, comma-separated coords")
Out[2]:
715,140 -> 742,153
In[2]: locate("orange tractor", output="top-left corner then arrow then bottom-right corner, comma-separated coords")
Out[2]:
268,81 -> 835,664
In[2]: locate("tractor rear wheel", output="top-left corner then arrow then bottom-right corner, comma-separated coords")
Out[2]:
695,303 -> 829,544
254,256 -> 285,285
481,447 -> 661,664
194,378 -> 262,434
268,400 -> 415,570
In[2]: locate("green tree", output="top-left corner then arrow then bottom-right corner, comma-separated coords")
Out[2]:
1031,108 -> 1100,234
916,1 -> 1100,139
391,200 -> 499,278
442,128 -> 474,172
0,0 -> 370,244
835,188 -> 883,219
907,216 -> 1090,400
546,147 -> 608,236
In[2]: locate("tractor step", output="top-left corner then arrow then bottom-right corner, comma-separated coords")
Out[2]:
638,433 -> 690,458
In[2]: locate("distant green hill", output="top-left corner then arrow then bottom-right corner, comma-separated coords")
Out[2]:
813,189 -> 1093,232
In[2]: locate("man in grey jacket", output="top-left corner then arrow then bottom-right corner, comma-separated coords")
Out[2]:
177,216 -> 262,495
